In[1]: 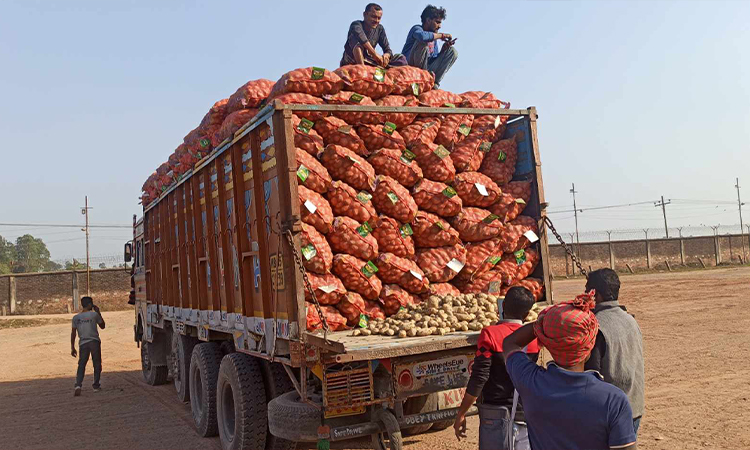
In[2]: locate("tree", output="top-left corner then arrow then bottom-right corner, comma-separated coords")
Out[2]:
13,235 -> 52,273
0,235 -> 16,274
65,259 -> 87,270
99,262 -> 106,269
45,260 -> 63,272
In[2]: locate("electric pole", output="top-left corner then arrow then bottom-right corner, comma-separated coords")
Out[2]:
81,197 -> 92,296
655,196 -> 671,238
736,178 -> 746,261
570,183 -> 581,251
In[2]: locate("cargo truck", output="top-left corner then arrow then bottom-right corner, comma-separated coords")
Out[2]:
124,101 -> 552,450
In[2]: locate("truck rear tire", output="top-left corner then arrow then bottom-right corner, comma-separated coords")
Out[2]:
268,390 -> 321,442
260,361 -> 297,450
141,332 -> 169,386
372,408 -> 403,450
402,395 -> 437,435
216,353 -> 268,450
189,342 -> 223,437
173,333 -> 197,403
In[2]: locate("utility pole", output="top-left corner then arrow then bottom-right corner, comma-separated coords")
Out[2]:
655,196 -> 671,238
570,183 -> 581,253
736,178 -> 746,261
81,197 -> 92,296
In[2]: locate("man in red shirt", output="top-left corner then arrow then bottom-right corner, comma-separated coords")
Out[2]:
453,287 -> 538,449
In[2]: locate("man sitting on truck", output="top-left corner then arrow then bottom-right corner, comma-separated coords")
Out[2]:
584,268 -> 645,436
340,3 -> 393,67
71,296 -> 106,397
453,287 -> 538,450
401,5 -> 458,88
503,292 -> 638,450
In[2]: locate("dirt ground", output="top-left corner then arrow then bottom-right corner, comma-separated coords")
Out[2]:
1,267 -> 748,450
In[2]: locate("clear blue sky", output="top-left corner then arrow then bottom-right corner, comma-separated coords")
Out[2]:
1,0 -> 748,261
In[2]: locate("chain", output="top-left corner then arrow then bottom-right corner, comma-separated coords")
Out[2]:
543,216 -> 588,278
283,229 -> 330,341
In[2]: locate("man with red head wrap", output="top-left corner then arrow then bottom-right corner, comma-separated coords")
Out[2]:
502,292 -> 638,450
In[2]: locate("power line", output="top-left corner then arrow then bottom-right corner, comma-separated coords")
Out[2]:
0,222 -> 131,229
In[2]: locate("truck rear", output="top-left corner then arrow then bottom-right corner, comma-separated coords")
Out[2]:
126,101 -> 551,450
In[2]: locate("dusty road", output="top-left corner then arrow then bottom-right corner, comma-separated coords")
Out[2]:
1,267 -> 748,450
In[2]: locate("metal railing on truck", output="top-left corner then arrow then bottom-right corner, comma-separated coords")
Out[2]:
140,101 -> 551,367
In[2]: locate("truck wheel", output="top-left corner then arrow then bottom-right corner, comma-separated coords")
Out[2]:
189,342 -> 223,437
141,332 -> 169,386
217,353 -> 268,450
371,409 -> 403,450
268,390 -> 321,442
173,333 -> 197,403
402,395 -> 437,435
260,361 -> 297,450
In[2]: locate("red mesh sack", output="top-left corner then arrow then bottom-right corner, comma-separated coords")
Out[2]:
336,292 -> 367,326
199,98 -> 230,131
327,180 -> 377,224
372,175 -> 419,223
380,285 -> 421,316
357,123 -> 406,153
368,148 -> 423,188
364,300 -> 386,320
411,211 -> 461,248
299,185 -> 334,234
451,133 -> 492,173
502,277 -> 544,302
415,244 -> 468,283
504,248 -> 540,285
487,181 -> 532,222
455,238 -> 503,284
327,216 -> 379,261
300,223 -> 333,274
273,93 -> 327,121
410,141 -> 456,183
212,109 -> 259,147
458,269 -> 507,296
184,127 -> 213,157
334,65 -> 394,99
371,215 -> 415,259
296,147 -> 332,194
332,254 -> 382,300
270,67 -> 344,98
227,79 -> 274,113
376,95 -> 418,128
292,115 -> 324,156
479,137 -> 518,186
411,179 -> 462,218
498,216 -> 539,253
315,116 -> 368,156
418,89 -> 463,107
388,66 -> 434,96
305,272 -> 346,305
321,145 -> 376,192
470,114 -> 506,142
435,114 -> 473,149
306,304 -> 349,331
374,253 -> 429,294
178,149 -> 199,173
422,282 -> 461,299
323,91 -> 380,125
400,118 -> 441,147
460,91 -> 510,109
449,207 -> 505,242
453,172 -> 502,208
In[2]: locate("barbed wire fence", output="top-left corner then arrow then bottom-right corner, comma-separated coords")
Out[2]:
559,224 -> 749,244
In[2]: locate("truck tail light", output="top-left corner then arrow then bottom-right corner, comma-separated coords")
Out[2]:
398,369 -> 413,389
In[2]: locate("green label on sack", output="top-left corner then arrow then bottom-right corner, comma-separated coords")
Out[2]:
400,223 -> 413,237
400,149 -> 416,163
301,244 -> 317,261
362,261 -> 379,278
356,191 -> 372,204
483,214 -> 500,224
514,249 -> 526,265
434,145 -> 450,159
435,221 -> 446,230
442,186 -> 457,198
444,102 -> 456,108
458,124 -> 471,136
311,67 -> 325,80
383,122 -> 397,135
374,68 -> 386,82
498,150 -> 507,162
347,155 -> 359,164
350,93 -> 364,103
479,141 -> 492,153
411,83 -> 420,96
387,192 -> 399,204
296,165 -> 309,183
357,221 -> 373,237
399,306 -> 407,313
297,118 -> 314,134
358,314 -> 369,328
337,125 -> 352,134
487,255 -> 502,265
199,138 -> 210,149
515,198 -> 527,205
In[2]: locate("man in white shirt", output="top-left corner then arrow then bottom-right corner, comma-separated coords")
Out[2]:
71,296 -> 106,396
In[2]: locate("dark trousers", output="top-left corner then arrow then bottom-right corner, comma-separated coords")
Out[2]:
406,41 -> 458,88
76,341 -> 102,388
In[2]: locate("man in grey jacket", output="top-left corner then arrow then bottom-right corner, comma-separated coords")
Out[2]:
584,268 -> 645,435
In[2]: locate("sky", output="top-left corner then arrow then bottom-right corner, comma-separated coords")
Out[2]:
1,0 -> 749,262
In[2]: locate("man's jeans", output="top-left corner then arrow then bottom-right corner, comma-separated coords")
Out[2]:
634,416 -> 642,436
406,41 -> 458,87
76,341 -> 102,388
477,403 -> 530,450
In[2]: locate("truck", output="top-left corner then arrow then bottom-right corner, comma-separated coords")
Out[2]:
124,101 -> 552,450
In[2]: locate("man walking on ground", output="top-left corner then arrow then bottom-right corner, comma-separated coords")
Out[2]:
401,5 -> 458,88
584,268 -> 646,436
341,3 -> 393,67
503,292 -> 638,450
71,296 -> 105,396
454,287 -> 538,450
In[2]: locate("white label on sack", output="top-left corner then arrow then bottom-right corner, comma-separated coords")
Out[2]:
524,230 -> 540,243
304,200 -> 317,214
318,285 -> 338,294
475,183 -> 489,197
409,270 -> 423,281
446,258 -> 465,273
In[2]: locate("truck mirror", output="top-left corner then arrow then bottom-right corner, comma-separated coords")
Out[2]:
124,242 -> 133,262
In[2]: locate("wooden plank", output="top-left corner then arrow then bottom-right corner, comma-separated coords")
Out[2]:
185,181 -> 201,310
274,103 -> 531,117
202,168 -> 221,311
216,154 -> 236,314
230,134 -> 254,317
157,199 -> 167,307
176,185 -> 191,309
191,175 -> 209,311
527,108 -> 553,303
250,119 -> 274,322
166,192 -> 178,308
